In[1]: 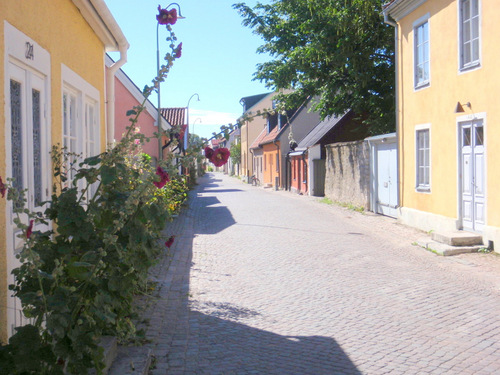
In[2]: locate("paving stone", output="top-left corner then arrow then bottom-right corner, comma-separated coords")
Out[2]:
130,172 -> 500,374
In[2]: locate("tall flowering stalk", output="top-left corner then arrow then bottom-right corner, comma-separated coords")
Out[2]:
0,5 -> 186,374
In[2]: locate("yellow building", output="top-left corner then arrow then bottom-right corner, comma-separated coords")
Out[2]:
0,0 -> 128,341
384,0 -> 500,249
239,93 -> 273,182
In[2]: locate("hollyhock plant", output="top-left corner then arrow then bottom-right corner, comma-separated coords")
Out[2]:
153,166 -> 170,188
210,148 -> 230,167
204,146 -> 214,159
174,43 -> 182,58
157,5 -> 177,25
165,235 -> 175,249
0,176 -> 6,198
26,220 -> 34,239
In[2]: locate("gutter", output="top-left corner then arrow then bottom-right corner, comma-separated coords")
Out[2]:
383,7 -> 401,211
72,0 -> 130,146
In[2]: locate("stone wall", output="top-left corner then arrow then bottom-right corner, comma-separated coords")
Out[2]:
325,140 -> 370,209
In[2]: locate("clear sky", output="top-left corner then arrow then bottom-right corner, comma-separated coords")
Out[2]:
105,0 -> 271,139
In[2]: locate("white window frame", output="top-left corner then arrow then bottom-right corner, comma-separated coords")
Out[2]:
61,64 -> 100,189
458,0 -> 481,72
413,14 -> 430,89
415,124 -> 431,192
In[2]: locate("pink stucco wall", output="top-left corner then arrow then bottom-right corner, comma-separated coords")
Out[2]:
114,76 -> 159,158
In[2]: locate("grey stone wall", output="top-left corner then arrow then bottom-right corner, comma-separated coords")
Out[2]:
324,140 -> 370,209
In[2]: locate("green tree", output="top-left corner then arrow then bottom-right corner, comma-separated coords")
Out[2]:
230,141 -> 241,166
234,0 -> 395,134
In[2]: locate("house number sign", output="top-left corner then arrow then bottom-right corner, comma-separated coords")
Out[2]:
25,42 -> 34,60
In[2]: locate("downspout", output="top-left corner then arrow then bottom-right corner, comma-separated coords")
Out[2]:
302,152 -> 308,194
250,147 -> 255,179
273,140 -> 280,189
106,44 -> 128,147
383,10 -> 401,211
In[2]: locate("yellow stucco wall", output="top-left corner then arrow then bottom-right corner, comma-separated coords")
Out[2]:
0,0 -> 107,342
397,0 -> 500,227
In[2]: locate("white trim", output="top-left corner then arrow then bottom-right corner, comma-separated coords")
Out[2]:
4,21 -> 52,336
415,123 -> 431,193
413,13 -> 431,90
70,0 -> 128,52
456,111 -> 487,232
457,0 -> 482,74
385,0 -> 428,22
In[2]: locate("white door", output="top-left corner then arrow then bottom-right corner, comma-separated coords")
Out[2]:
460,120 -> 485,232
7,63 -> 50,332
375,142 -> 398,218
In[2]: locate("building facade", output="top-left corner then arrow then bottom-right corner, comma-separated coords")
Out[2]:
384,0 -> 500,249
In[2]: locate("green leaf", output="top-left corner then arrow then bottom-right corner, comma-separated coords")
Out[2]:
126,109 -> 137,116
101,165 -> 117,185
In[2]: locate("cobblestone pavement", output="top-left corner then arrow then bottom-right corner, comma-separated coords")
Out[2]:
144,172 -> 500,375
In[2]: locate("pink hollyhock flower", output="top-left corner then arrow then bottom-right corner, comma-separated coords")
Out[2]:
157,5 -> 177,25
204,147 -> 214,159
210,148 -> 230,167
153,166 -> 170,189
165,235 -> 175,249
134,139 -> 140,145
174,43 -> 182,58
0,176 -> 6,198
26,220 -> 34,239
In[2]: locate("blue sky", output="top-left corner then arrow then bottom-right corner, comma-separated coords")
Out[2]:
105,0 -> 271,139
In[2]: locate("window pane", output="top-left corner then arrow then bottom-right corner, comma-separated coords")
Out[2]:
416,129 -> 430,188
472,0 -> 479,16
475,126 -> 483,146
463,0 -> 470,20
32,89 -> 42,206
463,127 -> 471,146
10,80 -> 24,192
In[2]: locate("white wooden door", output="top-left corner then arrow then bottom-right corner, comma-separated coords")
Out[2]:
460,120 -> 485,232
6,62 -> 50,333
375,142 -> 398,218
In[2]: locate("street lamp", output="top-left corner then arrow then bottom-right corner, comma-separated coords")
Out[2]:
186,93 -> 200,150
191,118 -> 202,137
156,3 -> 185,161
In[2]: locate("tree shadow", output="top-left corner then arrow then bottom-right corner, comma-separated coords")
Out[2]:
143,173 -> 361,374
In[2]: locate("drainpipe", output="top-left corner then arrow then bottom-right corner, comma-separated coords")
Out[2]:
383,9 -> 401,211
302,152 -> 308,194
106,44 -> 128,147
273,140 -> 280,190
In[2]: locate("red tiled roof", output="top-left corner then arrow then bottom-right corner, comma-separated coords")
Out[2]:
250,128 -> 266,149
160,107 -> 186,126
259,125 -> 280,146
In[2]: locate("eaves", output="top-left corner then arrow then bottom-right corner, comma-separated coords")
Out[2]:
384,0 -> 428,21
72,0 -> 128,52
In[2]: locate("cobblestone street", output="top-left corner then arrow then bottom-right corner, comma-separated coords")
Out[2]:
144,172 -> 500,374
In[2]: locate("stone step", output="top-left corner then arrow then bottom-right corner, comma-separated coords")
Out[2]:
108,345 -> 152,375
431,231 -> 483,246
417,238 -> 484,256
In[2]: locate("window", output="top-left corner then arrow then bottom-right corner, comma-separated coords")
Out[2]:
460,0 -> 480,70
414,20 -> 430,88
416,127 -> 430,191
61,65 -> 100,189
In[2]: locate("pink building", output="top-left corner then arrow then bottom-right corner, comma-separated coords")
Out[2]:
106,55 -> 170,161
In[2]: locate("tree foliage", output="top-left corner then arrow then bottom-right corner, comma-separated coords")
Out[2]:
234,0 -> 395,134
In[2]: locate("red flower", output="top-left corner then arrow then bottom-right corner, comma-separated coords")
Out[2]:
165,235 -> 175,249
26,220 -> 34,239
174,43 -> 182,58
157,5 -> 177,25
0,176 -> 6,198
204,147 -> 214,159
153,166 -> 170,189
210,148 -> 230,167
